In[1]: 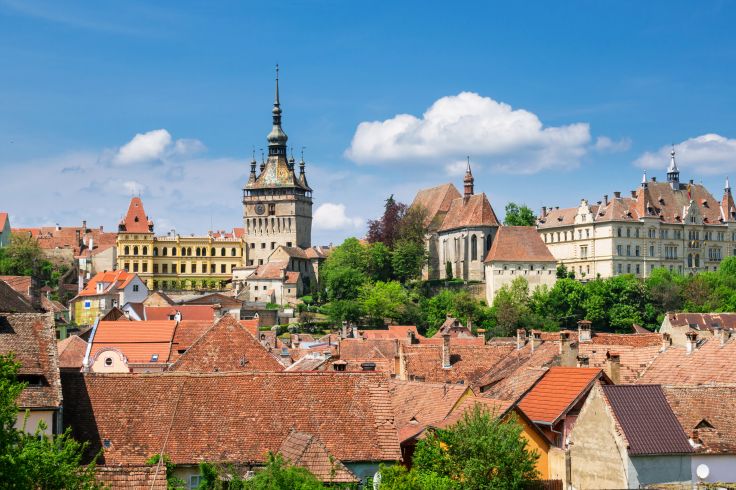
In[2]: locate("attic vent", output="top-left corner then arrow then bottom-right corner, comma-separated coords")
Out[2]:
151,354 -> 159,362
103,439 -> 111,448
239,357 -> 248,367
134,216 -> 139,222
695,419 -> 715,430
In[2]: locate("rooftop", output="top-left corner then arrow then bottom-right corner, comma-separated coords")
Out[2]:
518,367 -> 604,424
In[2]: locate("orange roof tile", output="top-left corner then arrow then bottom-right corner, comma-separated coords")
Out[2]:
57,335 -> 88,370
439,193 -> 499,232
637,337 -> 736,385
435,397 -> 513,429
410,183 -> 462,230
0,212 -> 8,231
518,367 -> 604,424
144,305 -> 216,322
484,226 -> 555,263
279,431 -> 358,483
403,343 -> 514,384
78,270 -> 138,297
91,320 -> 177,364
390,379 -> 468,441
119,197 -> 153,233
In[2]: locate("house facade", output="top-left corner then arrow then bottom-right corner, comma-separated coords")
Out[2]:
71,270 -> 148,325
537,151 -> 736,279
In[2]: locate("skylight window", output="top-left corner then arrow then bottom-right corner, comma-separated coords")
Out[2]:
151,354 -> 159,362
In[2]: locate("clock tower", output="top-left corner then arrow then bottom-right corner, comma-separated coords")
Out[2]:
243,67 -> 313,267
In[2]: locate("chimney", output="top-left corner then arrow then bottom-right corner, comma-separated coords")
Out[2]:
541,206 -> 547,218
614,191 -> 621,199
100,225 -> 104,231
398,342 -> 408,380
516,329 -> 526,350
531,330 -> 543,352
341,321 -> 348,339
630,190 -> 637,198
604,194 -> 609,205
576,355 -> 590,367
89,237 -> 94,251
82,220 -> 87,231
661,333 -> 671,352
559,331 -> 577,367
351,324 -> 359,339
652,176 -> 657,182
685,331 -> 698,354
174,310 -> 182,322
720,329 -> 731,347
577,320 -> 592,343
30,262 -> 42,311
442,333 -> 451,369
407,330 -> 418,345
605,352 -> 621,384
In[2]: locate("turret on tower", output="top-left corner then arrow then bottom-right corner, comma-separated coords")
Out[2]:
667,146 -> 680,188
463,156 -> 475,202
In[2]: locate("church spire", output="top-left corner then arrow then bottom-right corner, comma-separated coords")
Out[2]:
267,64 -> 288,156
463,156 -> 474,201
641,170 -> 647,188
727,176 -> 731,192
667,145 -> 680,188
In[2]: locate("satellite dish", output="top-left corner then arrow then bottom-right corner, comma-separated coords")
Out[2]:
696,463 -> 710,480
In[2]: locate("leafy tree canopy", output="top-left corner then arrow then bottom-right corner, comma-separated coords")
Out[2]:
503,203 -> 536,227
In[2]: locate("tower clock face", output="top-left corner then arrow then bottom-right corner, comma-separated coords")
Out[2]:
255,203 -> 266,215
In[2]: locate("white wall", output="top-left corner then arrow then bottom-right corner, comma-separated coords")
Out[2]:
691,454 -> 736,484
15,410 -> 55,435
122,276 -> 149,304
485,261 -> 557,303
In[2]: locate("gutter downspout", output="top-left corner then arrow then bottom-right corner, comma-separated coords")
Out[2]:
81,318 -> 100,373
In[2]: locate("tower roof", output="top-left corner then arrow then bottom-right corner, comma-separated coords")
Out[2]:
267,64 -> 288,148
119,197 -> 153,233
667,147 -> 679,174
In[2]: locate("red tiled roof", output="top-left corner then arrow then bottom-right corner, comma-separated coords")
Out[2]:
78,270 -> 138,297
62,371 -> 402,466
250,260 -> 289,280
439,193 -> 499,232
95,466 -> 167,490
435,397 -> 513,429
119,197 -> 153,233
665,312 -> 736,332
279,431 -> 358,483
589,332 -> 662,347
0,312 -> 62,409
637,337 -> 736,385
410,183 -> 462,230
484,226 -> 555,263
390,379 -> 468,442
663,385 -> 736,454
602,384 -> 692,455
0,275 -> 31,295
168,315 -> 284,373
91,320 -> 177,364
0,280 -> 36,313
475,341 -> 559,393
168,320 -> 214,362
361,325 -> 423,341
403,343 -> 514,384
518,367 -> 604,424
0,212 -> 8,231
144,305 -> 216,322
579,337 -> 662,384
57,335 -> 87,370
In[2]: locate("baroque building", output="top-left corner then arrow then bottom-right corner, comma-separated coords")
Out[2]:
116,197 -> 245,290
411,160 -> 500,281
537,149 -> 736,279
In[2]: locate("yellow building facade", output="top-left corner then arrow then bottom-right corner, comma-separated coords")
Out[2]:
116,197 -> 245,290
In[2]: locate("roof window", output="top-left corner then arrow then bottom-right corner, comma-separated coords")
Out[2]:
151,354 -> 159,362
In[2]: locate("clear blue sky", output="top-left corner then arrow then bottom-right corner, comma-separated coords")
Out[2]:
2,0 -> 735,245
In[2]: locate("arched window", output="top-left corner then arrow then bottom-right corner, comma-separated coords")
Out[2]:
231,248 -> 236,257
196,247 -> 201,257
201,247 -> 206,257
471,235 -> 478,261
187,247 -> 192,256
124,246 -> 130,255
688,254 -> 693,267
163,247 -> 168,256
221,247 -> 226,257
153,247 -> 158,256
142,246 -> 148,256
695,254 -> 700,267
133,246 -> 139,255
172,248 -> 177,256
211,247 -> 215,256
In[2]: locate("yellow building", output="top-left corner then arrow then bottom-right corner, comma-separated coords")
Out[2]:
116,197 -> 245,290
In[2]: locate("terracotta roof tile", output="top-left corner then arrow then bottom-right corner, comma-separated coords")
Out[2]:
119,197 -> 153,233
0,276 -> 31,295
637,337 -> 736,385
410,183 -> 462,230
403,343 -> 514,384
389,379 -> 468,441
91,320 -> 177,364
435,397 -> 513,429
95,466 -> 167,490
57,335 -> 87,370
168,320 -> 215,362
0,280 -> 36,313
361,325 -> 423,341
439,193 -> 499,232
484,226 -> 555,263
578,337 -> 662,384
665,312 -> 736,332
279,431 -> 358,483
62,371 -> 402,466
0,212 -> 7,231
78,270 -> 138,298
518,367 -> 603,424
476,341 -> 559,393
602,384 -> 692,455
0,312 -> 62,409
144,305 -> 216,322
663,385 -> 736,454
168,316 -> 284,372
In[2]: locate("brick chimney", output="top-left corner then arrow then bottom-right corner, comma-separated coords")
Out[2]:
720,329 -> 731,347
578,320 -> 592,343
30,262 -> 42,312
614,191 -> 621,199
341,321 -> 348,339
604,194 -> 609,205
661,333 -> 671,352
398,342 -> 408,380
605,352 -> 621,384
531,330 -> 543,352
516,329 -> 527,350
442,333 -> 451,369
685,330 -> 698,354
351,324 -> 359,339
559,331 -> 578,367
407,330 -> 418,345
541,206 -> 547,218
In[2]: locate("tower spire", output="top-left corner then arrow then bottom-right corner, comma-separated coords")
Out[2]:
667,145 -> 680,188
463,156 -> 474,201
641,170 -> 647,187
727,176 -> 731,192
267,64 -> 288,155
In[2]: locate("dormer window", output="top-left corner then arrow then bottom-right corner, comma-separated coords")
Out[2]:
150,354 -> 159,362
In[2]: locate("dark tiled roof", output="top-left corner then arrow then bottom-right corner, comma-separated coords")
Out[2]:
403,343 -> 514,385
484,226 -> 556,263
0,313 -> 62,409
61,371 -> 401,466
279,431 -> 358,483
602,384 -> 692,456
0,280 -> 36,313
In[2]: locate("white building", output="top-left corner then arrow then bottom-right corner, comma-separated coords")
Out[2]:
484,226 -> 557,303
537,150 -> 736,279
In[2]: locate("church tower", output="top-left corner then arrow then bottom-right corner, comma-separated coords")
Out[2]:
243,67 -> 313,267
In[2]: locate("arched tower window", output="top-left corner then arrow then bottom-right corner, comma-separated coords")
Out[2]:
231,248 -> 236,257
201,248 -> 206,257
124,246 -> 130,255
187,247 -> 192,256
196,247 -> 201,257
211,247 -> 215,256
221,247 -> 226,257
172,248 -> 177,256
133,246 -> 139,255
142,246 -> 148,256
471,235 -> 478,261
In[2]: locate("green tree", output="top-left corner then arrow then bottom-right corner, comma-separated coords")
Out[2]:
324,299 -> 363,325
491,278 -> 531,337
380,404 -> 538,490
359,281 -> 408,326
0,354 -> 102,489
391,239 -> 426,283
243,453 -> 326,490
396,205 -> 429,245
365,242 -> 393,282
503,203 -> 537,227
146,454 -> 186,489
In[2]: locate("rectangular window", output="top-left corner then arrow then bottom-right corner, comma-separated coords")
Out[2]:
636,264 -> 640,274
271,242 -> 276,249
617,263 -> 622,274
192,263 -> 197,273
635,246 -> 640,257
124,263 -> 130,272
142,263 -> 148,272
617,245 -> 623,256
286,242 -> 292,247
626,245 -> 631,256
181,263 -> 186,273
133,284 -> 139,292
84,301 -> 91,309
211,264 -> 215,273
650,245 -> 655,257
133,262 -> 139,272
221,264 -> 226,273
153,264 -> 159,274
172,264 -> 177,273
261,243 -> 266,249
580,246 -> 588,259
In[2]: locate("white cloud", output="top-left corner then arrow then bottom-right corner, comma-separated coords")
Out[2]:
345,91 -> 591,174
444,159 -> 478,176
594,136 -> 631,153
635,134 -> 736,175
111,129 -> 204,165
313,203 -> 363,231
